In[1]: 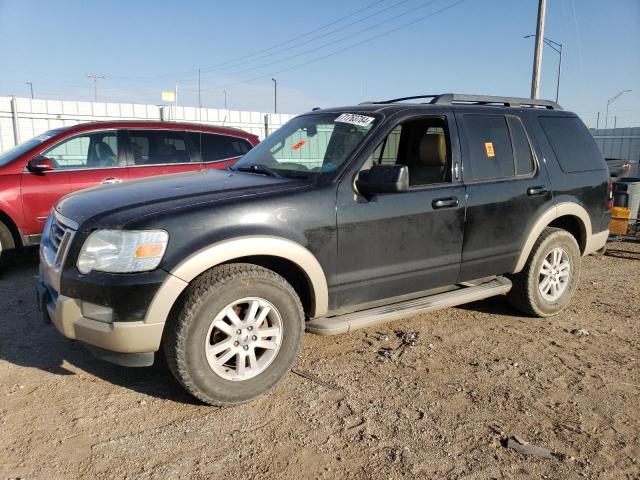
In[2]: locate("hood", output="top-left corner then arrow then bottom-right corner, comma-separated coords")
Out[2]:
56,168 -> 308,228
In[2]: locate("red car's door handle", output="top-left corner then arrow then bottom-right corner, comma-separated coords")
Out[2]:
101,177 -> 123,185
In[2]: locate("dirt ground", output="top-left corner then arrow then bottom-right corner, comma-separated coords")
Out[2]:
1,242 -> 639,479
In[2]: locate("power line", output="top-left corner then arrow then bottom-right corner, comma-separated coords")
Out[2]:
194,0 -> 443,84
110,0 -> 389,81
217,0 -> 467,91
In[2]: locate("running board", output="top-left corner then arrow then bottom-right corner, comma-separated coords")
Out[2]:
306,277 -> 512,335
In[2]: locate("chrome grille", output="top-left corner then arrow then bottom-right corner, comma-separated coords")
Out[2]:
49,218 -> 66,252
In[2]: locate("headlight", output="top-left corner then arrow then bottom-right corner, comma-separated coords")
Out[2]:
77,229 -> 168,274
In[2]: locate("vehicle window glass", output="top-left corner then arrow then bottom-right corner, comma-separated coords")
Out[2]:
233,113 -> 378,179
43,131 -> 119,169
368,118 -> 450,187
507,117 -> 535,175
201,133 -> 252,162
463,114 -> 514,180
1,129 -> 65,167
128,130 -> 191,165
539,116 -> 604,172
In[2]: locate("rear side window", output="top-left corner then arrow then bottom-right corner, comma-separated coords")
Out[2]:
539,116 -> 604,172
507,117 -> 535,175
463,114 -> 514,180
201,133 -> 252,162
128,130 -> 192,165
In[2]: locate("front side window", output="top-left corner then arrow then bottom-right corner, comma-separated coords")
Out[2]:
463,114 -> 514,180
43,131 -> 119,169
233,112 -> 378,179
128,130 -> 192,165
368,117 -> 450,187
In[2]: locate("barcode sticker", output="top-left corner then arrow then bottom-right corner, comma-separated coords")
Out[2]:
335,113 -> 375,127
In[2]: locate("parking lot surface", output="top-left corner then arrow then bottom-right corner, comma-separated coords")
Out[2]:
1,242 -> 639,479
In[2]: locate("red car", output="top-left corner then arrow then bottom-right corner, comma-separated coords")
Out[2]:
0,121 -> 259,268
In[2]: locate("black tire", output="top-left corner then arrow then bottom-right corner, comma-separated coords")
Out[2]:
507,227 -> 581,317
163,263 -> 304,406
0,220 -> 16,271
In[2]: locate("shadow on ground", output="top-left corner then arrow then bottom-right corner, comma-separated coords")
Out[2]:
0,253 -> 199,405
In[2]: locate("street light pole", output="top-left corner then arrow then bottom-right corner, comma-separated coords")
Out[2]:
223,89 -> 227,109
605,89 -> 632,129
272,78 -> 277,114
25,82 -> 34,99
525,35 -> 562,102
86,73 -> 106,102
530,0 -> 547,99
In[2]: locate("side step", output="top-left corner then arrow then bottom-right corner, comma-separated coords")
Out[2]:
306,277 -> 512,336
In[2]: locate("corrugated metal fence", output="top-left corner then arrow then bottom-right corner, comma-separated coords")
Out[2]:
0,96 -> 297,153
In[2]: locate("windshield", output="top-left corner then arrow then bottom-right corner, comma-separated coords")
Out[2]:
233,112 -> 378,179
0,129 -> 63,167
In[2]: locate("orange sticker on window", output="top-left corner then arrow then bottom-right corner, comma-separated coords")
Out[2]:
484,142 -> 495,157
292,140 -> 306,151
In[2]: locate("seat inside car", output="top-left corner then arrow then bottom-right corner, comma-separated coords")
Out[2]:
411,131 -> 447,185
91,141 -> 117,167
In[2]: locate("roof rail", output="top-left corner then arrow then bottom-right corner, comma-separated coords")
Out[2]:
368,93 -> 561,110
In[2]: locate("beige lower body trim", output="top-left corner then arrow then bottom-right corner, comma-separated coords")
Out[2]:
584,230 -> 609,255
50,295 -> 164,353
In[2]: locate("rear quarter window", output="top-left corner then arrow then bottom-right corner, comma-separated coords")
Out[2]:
539,116 -> 605,173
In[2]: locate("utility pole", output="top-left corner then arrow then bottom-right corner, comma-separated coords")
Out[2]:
524,35 -> 562,102
605,89 -> 632,129
86,73 -> 106,102
198,68 -> 202,109
272,78 -> 277,114
25,82 -> 34,99
223,89 -> 228,109
530,0 -> 547,99
596,112 -> 600,130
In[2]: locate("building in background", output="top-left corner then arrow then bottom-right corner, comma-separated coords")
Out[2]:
591,127 -> 640,178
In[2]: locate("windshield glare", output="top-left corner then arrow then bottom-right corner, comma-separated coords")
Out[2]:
233,113 -> 378,178
0,129 -> 63,167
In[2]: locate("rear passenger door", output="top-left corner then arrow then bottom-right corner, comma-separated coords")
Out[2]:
125,129 -> 201,179
456,111 -> 553,281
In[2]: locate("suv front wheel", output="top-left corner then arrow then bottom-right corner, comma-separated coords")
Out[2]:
164,263 -> 304,406
507,227 -> 581,317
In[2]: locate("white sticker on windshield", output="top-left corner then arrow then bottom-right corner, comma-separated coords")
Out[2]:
335,113 -> 375,127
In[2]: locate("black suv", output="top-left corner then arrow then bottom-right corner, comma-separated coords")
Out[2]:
38,94 -> 611,405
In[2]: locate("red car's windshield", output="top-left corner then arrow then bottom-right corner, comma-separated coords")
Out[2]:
0,129 -> 64,167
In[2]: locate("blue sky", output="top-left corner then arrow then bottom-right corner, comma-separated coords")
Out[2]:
1,0 -> 638,127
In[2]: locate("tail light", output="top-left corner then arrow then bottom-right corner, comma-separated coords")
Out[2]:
607,179 -> 614,210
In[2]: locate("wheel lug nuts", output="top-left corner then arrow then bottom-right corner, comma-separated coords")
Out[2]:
248,326 -> 253,331
243,345 -> 249,351
236,329 -> 241,335
234,341 -> 239,347
252,335 -> 257,341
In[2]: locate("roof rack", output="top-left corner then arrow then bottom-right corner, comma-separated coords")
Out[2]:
364,93 -> 561,110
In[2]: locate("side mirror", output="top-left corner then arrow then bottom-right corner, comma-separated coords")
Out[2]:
355,164 -> 409,195
27,156 -> 55,173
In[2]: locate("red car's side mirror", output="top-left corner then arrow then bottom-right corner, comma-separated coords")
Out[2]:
27,156 -> 55,173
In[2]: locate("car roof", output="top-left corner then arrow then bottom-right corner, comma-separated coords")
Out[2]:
56,121 -> 258,139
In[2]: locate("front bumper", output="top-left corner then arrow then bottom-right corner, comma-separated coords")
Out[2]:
38,279 -> 164,366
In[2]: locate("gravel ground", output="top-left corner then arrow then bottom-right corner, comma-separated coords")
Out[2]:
1,242 -> 639,479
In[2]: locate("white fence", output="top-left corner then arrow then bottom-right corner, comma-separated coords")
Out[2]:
0,96 -> 297,153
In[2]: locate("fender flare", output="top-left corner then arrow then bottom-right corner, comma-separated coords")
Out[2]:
513,202 -> 594,273
144,236 -> 329,324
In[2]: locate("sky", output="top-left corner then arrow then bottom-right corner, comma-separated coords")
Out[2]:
0,0 -> 638,127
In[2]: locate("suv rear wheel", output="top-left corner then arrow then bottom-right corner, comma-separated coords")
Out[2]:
163,263 -> 304,406
507,227 -> 581,317
0,220 -> 16,271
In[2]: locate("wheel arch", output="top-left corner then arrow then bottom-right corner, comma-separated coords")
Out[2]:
513,202 -> 593,273
144,236 -> 329,325
0,208 -> 23,249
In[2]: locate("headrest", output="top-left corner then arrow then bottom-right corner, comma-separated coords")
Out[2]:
418,133 -> 446,167
96,142 -> 115,160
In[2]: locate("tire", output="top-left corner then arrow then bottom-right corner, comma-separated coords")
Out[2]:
507,227 -> 581,317
163,263 -> 305,406
0,220 -> 16,271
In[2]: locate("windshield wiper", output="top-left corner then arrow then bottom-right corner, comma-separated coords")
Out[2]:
234,164 -> 282,178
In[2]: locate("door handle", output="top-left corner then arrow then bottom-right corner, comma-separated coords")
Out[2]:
101,177 -> 122,185
432,197 -> 459,209
527,185 -> 548,196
